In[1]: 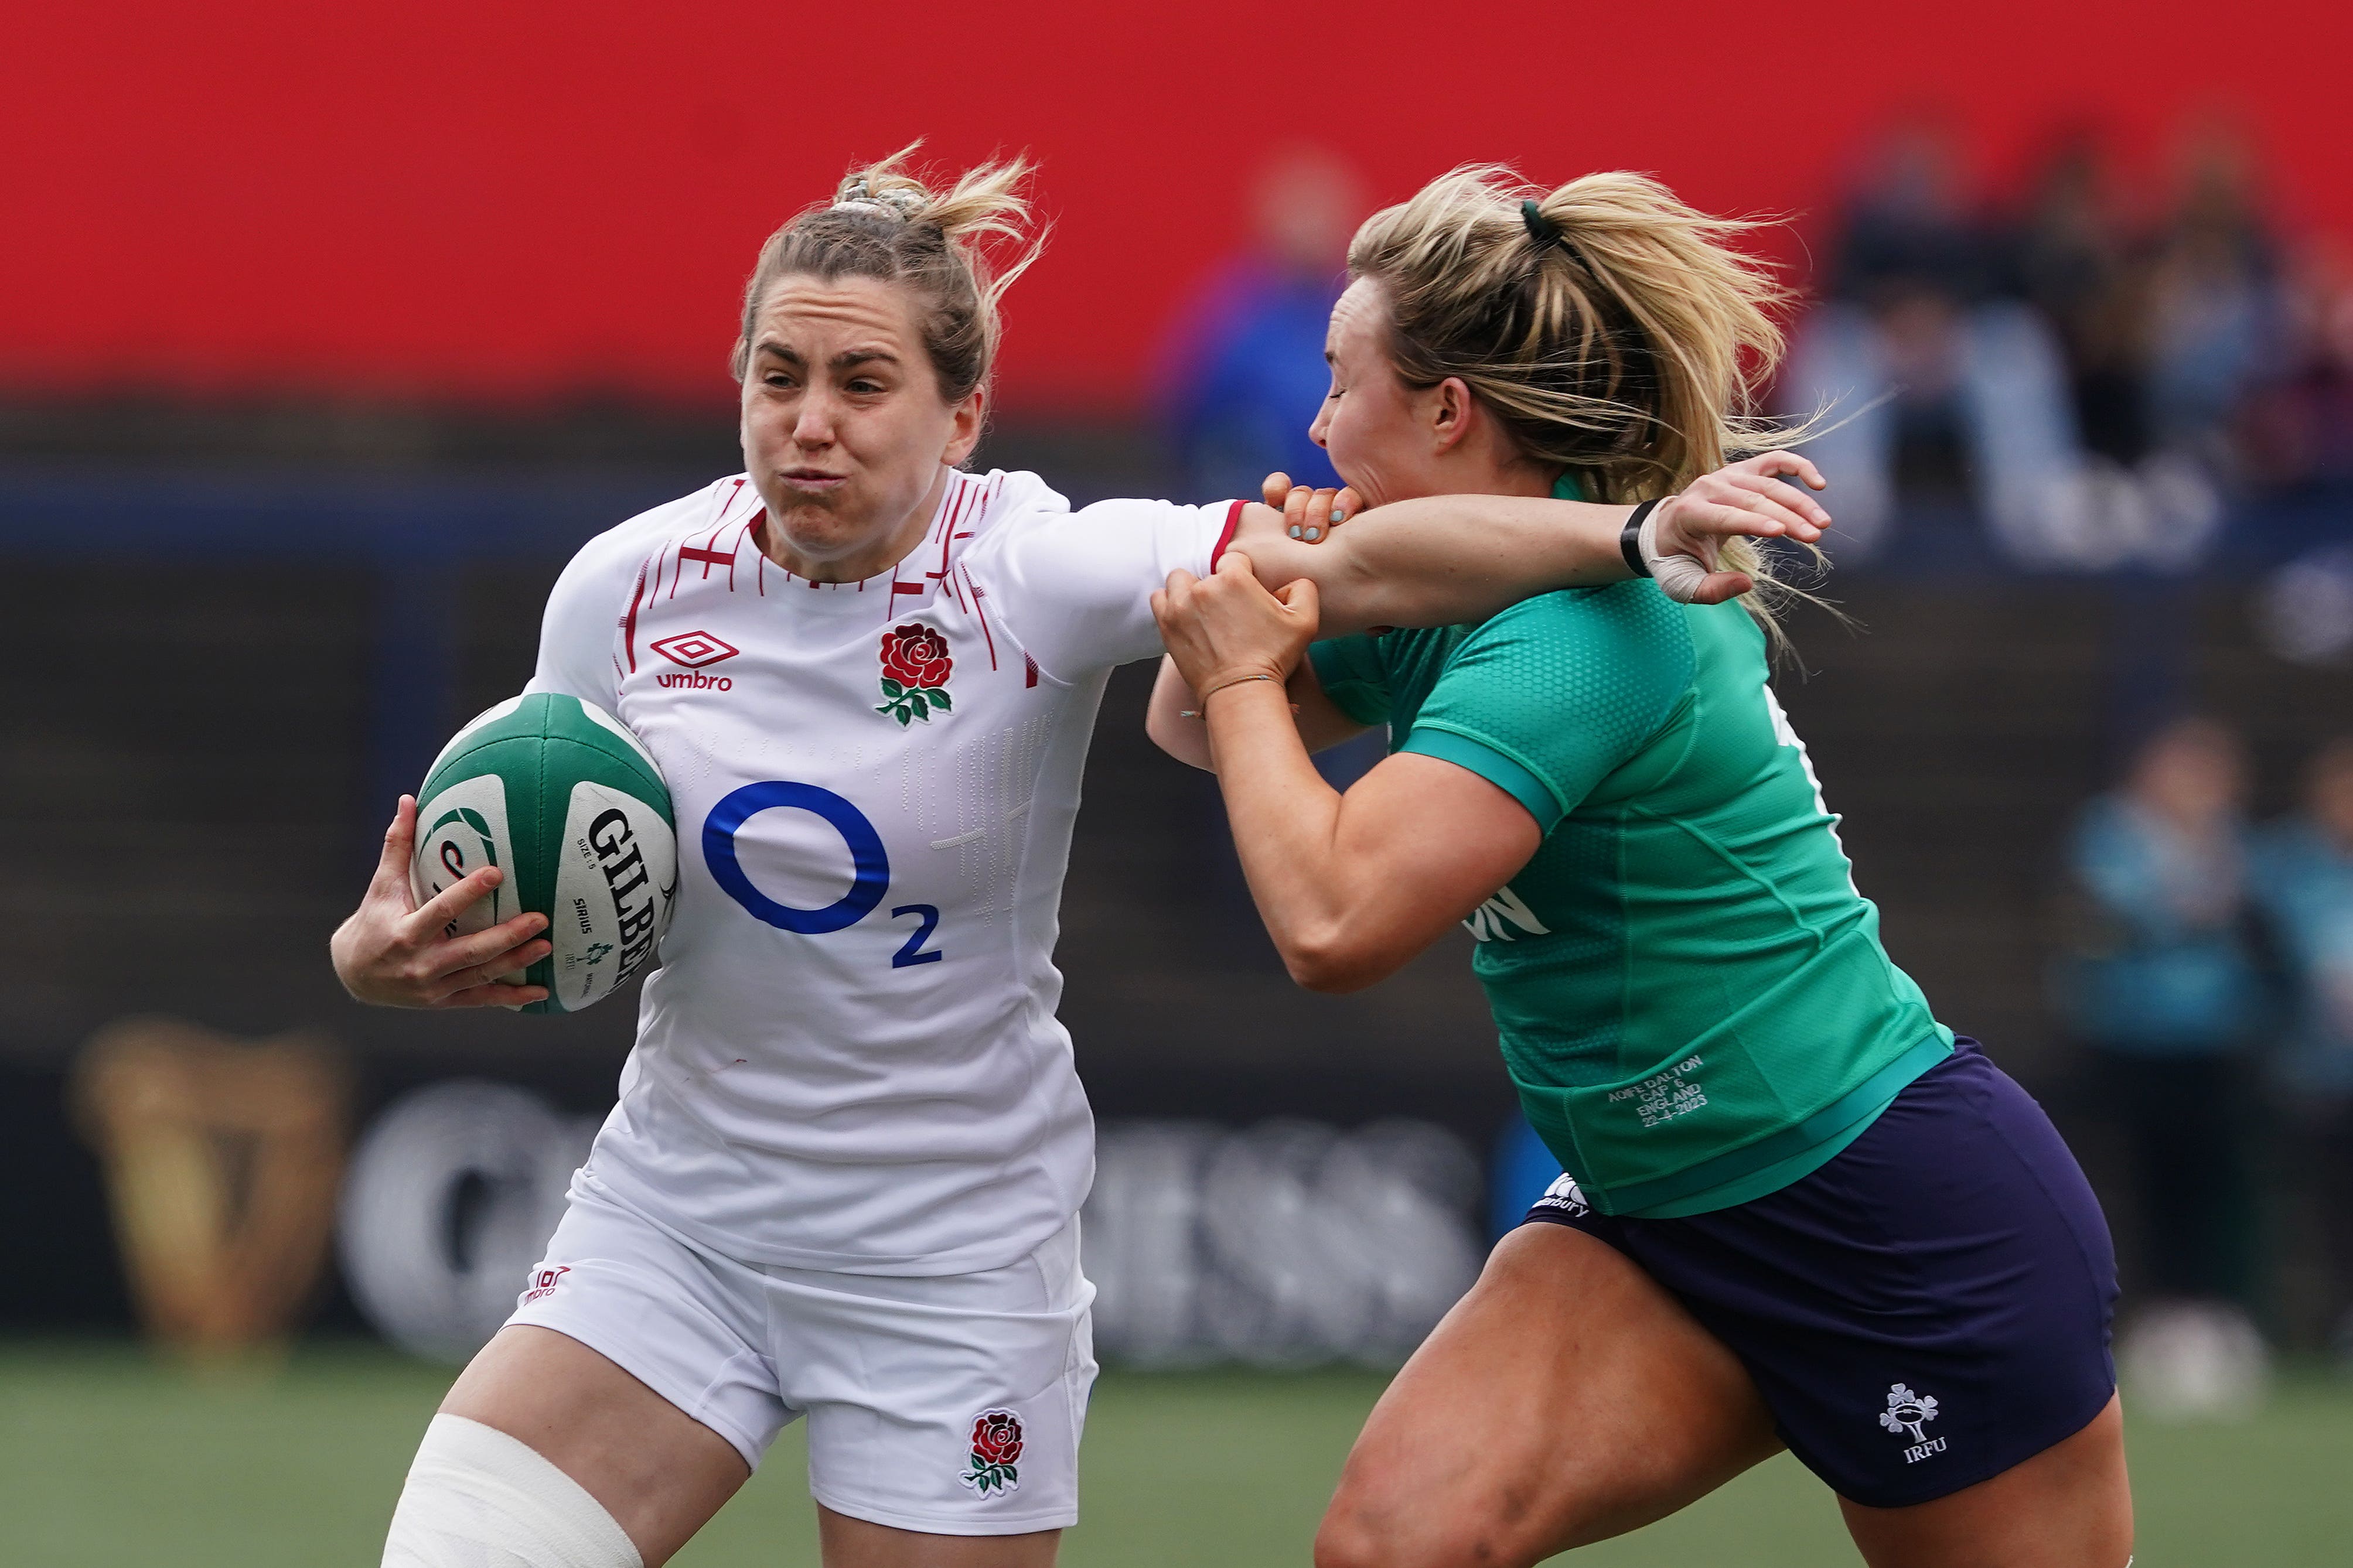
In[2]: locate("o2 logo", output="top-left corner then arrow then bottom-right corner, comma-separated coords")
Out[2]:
701,781 -> 942,968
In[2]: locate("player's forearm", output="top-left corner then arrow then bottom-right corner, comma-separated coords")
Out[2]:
1203,682 -> 1393,992
1147,658 -> 1215,771
1304,496 -> 1638,634
1151,657 -> 1371,774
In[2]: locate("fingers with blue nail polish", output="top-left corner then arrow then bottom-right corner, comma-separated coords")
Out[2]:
1288,525 -> 1303,539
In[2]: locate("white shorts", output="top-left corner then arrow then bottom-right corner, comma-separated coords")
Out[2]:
506,1180 -> 1097,1535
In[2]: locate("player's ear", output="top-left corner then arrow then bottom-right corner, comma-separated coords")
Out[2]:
942,388 -> 986,468
1429,376 -> 1476,457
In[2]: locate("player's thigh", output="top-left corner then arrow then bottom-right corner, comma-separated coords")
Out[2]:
442,1323 -> 752,1566
1838,1392 -> 2131,1568
818,1506 -> 1059,1567
1316,1221 -> 1781,1568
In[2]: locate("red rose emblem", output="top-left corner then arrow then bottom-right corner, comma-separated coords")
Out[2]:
970,1410 -> 1024,1467
881,624 -> 952,690
957,1406 -> 1024,1494
876,623 -> 955,726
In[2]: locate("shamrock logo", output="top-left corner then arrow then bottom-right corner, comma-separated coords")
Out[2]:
1879,1383 -> 1939,1443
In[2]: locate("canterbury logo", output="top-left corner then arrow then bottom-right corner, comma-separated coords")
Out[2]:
1463,885 -> 1550,942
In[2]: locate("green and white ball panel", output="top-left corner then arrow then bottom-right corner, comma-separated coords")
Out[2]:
412,774 -> 520,941
419,694 -> 525,787
409,692 -> 677,1014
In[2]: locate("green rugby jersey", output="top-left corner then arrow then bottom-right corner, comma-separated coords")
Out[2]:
1308,582 -> 1952,1218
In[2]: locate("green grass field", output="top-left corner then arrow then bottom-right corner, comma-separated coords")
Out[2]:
4,1341 -> 2349,1565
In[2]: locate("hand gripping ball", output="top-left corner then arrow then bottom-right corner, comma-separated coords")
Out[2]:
409,694 -> 677,1014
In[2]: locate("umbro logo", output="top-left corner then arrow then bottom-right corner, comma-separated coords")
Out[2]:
651,630 -> 739,669
521,1265 -> 570,1304
652,630 -> 739,691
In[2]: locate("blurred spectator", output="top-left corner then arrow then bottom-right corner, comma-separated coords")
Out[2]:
1783,116 -> 2093,566
1161,145 -> 1363,503
2007,130 -> 2147,467
2058,717 -> 2267,1319
2253,739 -> 2353,1350
2144,119 -> 2285,466
1161,144 -> 1387,816
2243,244 -> 2353,497
2244,250 -> 2353,661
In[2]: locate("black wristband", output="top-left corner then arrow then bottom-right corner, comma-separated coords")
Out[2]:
1620,498 -> 1665,578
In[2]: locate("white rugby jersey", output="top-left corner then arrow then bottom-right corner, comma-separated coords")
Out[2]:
527,468 -> 1240,1275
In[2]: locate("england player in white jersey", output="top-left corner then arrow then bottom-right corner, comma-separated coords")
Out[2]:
330,151 -> 1828,1568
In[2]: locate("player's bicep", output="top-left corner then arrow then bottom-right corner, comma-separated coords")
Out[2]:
1329,752 -> 1543,965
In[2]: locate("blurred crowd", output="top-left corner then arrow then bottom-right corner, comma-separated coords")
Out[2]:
1790,114 -> 2352,582
2058,719 -> 2353,1381
1164,123 -> 2353,602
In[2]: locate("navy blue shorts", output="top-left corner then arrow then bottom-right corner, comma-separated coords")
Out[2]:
1522,1038 -> 2117,1508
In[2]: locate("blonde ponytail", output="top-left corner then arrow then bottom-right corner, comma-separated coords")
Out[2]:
731,143 -> 1046,403
1348,166 -> 1821,638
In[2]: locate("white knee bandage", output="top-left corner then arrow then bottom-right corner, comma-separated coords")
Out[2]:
383,1415 -> 642,1568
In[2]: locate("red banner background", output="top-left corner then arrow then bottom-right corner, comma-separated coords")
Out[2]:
6,1 -> 2344,411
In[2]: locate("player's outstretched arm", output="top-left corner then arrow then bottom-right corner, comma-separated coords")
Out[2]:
1232,453 -> 1830,636
330,795 -> 552,1009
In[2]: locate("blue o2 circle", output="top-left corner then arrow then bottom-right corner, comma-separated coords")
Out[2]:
702,781 -> 889,934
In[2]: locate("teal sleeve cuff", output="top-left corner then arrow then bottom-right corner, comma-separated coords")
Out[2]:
1398,725 -> 1564,833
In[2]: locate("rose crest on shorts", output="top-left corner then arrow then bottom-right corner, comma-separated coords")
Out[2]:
877,623 -> 954,726
958,1409 -> 1023,1496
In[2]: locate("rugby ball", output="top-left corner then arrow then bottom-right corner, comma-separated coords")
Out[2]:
410,693 -> 677,1014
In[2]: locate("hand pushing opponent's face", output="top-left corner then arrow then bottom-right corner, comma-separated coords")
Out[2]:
739,274 -> 982,580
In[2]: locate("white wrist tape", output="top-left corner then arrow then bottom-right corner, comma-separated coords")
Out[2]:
1639,505 -> 1714,604
383,1415 -> 643,1568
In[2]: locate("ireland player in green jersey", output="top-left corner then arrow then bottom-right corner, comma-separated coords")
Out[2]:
1150,168 -> 2129,1566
